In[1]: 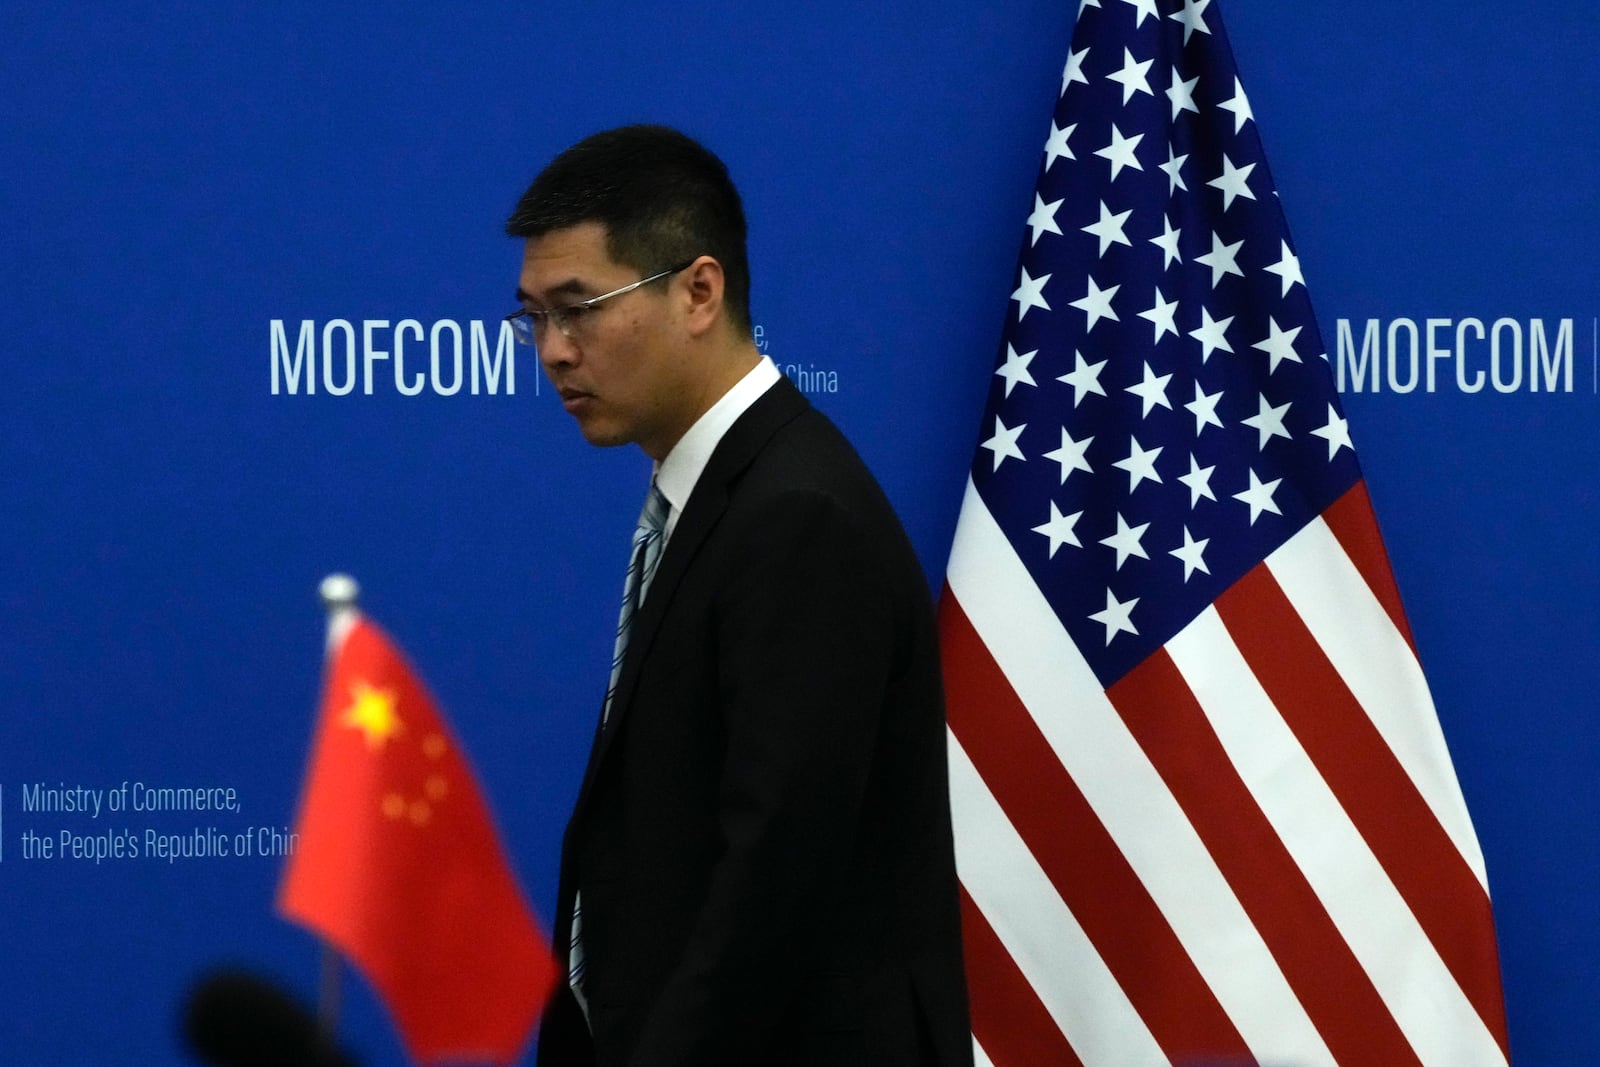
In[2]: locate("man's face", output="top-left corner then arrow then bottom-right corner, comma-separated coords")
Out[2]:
517,222 -> 692,459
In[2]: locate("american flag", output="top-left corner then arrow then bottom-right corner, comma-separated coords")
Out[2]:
939,2 -> 1510,1064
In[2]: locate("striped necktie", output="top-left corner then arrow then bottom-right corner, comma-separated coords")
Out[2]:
602,481 -> 670,724
570,480 -> 671,1013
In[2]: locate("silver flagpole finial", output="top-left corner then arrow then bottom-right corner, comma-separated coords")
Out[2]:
318,573 -> 360,612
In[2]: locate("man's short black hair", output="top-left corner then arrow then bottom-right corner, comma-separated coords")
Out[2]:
505,125 -> 752,335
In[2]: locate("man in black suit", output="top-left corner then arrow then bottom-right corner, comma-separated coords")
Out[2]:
505,125 -> 971,1067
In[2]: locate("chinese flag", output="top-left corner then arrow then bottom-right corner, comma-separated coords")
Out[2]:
278,609 -> 557,1066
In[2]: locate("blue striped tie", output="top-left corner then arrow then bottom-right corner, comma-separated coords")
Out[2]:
570,480 -> 671,1012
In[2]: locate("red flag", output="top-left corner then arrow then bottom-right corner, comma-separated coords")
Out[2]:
278,608 -> 557,1066
942,2 -> 1507,1064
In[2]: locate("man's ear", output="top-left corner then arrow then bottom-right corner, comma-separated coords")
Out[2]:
679,255 -> 726,338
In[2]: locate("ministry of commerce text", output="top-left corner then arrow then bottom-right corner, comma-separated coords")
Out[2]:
1336,317 -> 1576,394
22,781 -> 240,816
271,319 -> 518,396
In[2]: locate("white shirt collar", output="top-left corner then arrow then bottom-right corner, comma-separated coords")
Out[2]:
655,355 -> 782,540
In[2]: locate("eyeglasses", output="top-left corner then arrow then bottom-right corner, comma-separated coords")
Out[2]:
504,259 -> 697,348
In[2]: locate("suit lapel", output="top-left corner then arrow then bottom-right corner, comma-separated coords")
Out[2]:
568,376 -> 812,815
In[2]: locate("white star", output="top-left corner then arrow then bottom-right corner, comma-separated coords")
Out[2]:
1219,77 -> 1254,133
1138,286 -> 1180,343
1166,71 -> 1199,120
1207,153 -> 1258,211
1043,427 -> 1094,483
1026,193 -> 1065,246
1043,122 -> 1078,170
1196,231 -> 1245,287
1160,144 -> 1189,194
1179,453 -> 1217,506
980,416 -> 1026,470
1150,213 -> 1182,269
1113,434 -> 1164,492
1032,502 -> 1084,558
1081,199 -> 1133,257
1095,123 -> 1145,181
1242,393 -> 1292,450
1069,276 -> 1121,332
1170,526 -> 1211,581
1253,316 -> 1304,374
1118,0 -> 1159,27
1011,267 -> 1051,321
1169,0 -> 1213,44
1057,351 -> 1108,406
994,343 -> 1038,397
1184,382 -> 1224,434
1107,48 -> 1155,105
1100,513 -> 1152,570
1062,47 -> 1090,94
1125,361 -> 1174,418
1234,469 -> 1284,525
1265,239 -> 1305,296
1089,587 -> 1140,644
1311,403 -> 1354,459
1189,306 -> 1235,361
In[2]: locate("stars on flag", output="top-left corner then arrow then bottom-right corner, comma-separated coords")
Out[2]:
1033,501 -> 1085,557
1184,382 -> 1225,434
1160,144 -> 1189,193
1170,525 -> 1211,580
995,344 -> 1039,396
1169,0 -> 1213,44
1311,404 -> 1354,459
1207,153 -> 1257,211
972,0 -> 1360,681
1088,588 -> 1139,644
339,678 -> 455,828
1044,426 -> 1095,482
1107,48 -> 1156,104
1070,276 -> 1121,331
1219,76 -> 1255,132
1044,121 -> 1078,169
1125,362 -> 1175,416
1095,123 -> 1146,179
1112,435 -> 1164,491
1190,307 -> 1234,361
342,680 -> 403,749
1058,351 -> 1109,405
1138,287 -> 1181,342
1099,512 -> 1152,569
381,731 -> 452,828
1011,267 -> 1052,320
1266,239 -> 1305,296
982,416 -> 1027,470
1166,70 -> 1199,120
1241,393 -> 1293,450
1254,317 -> 1305,373
1082,200 -> 1134,256
1150,214 -> 1182,267
1027,194 -> 1066,246
1196,231 -> 1245,286
1234,469 -> 1284,525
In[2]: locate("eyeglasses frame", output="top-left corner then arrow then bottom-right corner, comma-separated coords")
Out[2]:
504,258 -> 699,348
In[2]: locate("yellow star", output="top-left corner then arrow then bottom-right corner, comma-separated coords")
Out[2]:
341,680 -> 403,750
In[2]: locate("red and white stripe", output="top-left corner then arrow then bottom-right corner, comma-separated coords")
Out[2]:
942,477 -> 1509,1066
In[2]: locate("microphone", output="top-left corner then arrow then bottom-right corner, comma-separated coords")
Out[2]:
182,969 -> 359,1067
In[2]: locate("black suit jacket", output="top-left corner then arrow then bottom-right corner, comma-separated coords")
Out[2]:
536,377 -> 971,1067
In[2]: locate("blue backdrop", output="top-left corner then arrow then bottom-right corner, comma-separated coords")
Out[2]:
3,2 -> 1595,1064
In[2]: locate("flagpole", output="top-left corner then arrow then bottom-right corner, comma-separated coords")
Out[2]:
313,573 -> 361,1041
